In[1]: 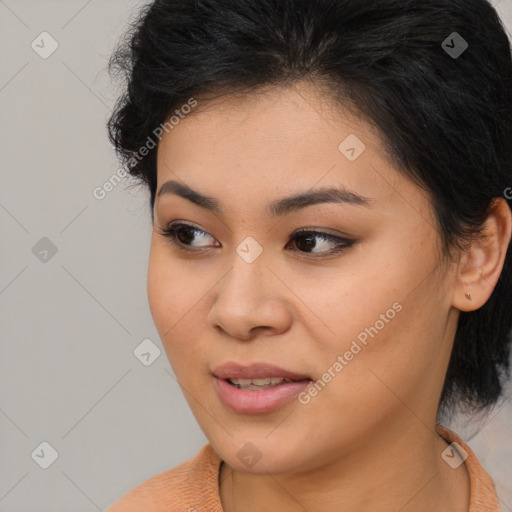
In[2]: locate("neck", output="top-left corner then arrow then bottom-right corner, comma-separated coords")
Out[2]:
219,422 -> 470,512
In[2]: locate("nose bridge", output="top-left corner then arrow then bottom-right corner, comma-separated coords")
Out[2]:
223,237 -> 269,299
235,233 -> 266,267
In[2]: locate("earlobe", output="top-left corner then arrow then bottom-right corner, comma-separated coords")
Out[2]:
453,198 -> 512,312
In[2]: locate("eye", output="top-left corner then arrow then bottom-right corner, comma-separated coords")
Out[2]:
157,222 -> 355,257
286,229 -> 355,257
157,222 -> 219,252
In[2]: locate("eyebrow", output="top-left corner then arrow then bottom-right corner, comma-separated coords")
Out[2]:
157,180 -> 372,217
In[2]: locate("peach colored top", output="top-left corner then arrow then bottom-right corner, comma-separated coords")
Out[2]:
106,425 -> 500,511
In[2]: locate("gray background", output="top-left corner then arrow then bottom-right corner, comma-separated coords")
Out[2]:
0,0 -> 511,510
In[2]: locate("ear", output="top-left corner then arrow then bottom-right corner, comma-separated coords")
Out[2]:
452,197 -> 512,312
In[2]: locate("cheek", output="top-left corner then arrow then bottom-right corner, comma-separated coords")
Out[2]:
147,239 -> 195,331
147,246 -> 172,331
308,258 -> 440,400
147,240 -> 211,369
320,291 -> 446,422
309,262 -> 403,349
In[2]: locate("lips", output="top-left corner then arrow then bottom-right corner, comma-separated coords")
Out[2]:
212,362 -> 313,413
212,361 -> 311,381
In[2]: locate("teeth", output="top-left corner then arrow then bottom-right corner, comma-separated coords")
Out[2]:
228,377 -> 295,389
244,378 -> 271,385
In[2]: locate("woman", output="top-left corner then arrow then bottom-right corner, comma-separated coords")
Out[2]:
105,0 -> 512,510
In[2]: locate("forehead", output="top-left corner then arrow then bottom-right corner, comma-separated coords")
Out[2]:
155,83 -> 426,216
157,83 -> 386,163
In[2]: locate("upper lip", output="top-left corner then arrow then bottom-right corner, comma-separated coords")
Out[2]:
213,362 -> 311,381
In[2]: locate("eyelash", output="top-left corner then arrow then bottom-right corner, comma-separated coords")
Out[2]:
157,222 -> 356,258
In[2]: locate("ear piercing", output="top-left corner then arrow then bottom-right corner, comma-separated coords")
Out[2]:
465,292 -> 472,300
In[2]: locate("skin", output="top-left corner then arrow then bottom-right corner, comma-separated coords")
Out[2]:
147,81 -> 512,512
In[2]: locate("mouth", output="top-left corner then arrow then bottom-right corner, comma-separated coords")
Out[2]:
213,361 -> 311,381
212,362 -> 313,413
225,377 -> 305,390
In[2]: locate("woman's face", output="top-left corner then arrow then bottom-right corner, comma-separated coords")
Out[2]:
148,83 -> 461,474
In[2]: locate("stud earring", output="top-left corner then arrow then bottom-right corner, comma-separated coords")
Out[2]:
465,292 -> 472,300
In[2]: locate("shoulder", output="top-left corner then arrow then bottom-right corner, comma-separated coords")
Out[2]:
105,443 -> 223,512
436,424 -> 501,512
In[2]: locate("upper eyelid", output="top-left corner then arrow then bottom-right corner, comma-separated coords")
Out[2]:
164,222 -> 347,240
161,222 -> 351,249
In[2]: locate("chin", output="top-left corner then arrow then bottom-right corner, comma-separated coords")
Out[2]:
212,434 -> 311,475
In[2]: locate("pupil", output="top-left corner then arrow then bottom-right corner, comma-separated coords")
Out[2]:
178,227 -> 195,244
298,235 -> 315,251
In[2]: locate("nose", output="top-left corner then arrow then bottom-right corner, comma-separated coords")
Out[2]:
207,251 -> 293,341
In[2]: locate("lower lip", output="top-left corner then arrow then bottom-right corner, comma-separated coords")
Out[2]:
213,376 -> 311,414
